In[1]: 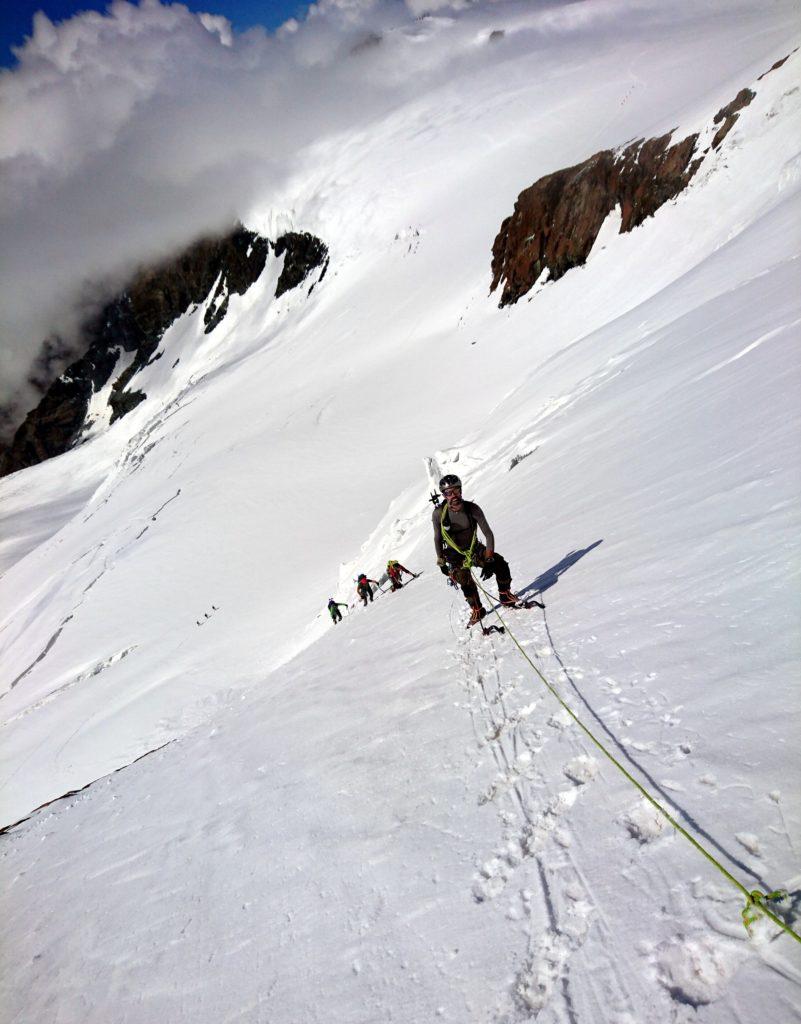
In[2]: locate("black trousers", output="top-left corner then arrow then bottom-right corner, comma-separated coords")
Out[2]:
444,543 -> 511,605
358,585 -> 374,604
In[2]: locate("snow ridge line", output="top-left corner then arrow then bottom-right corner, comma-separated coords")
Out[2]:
0,741 -> 174,836
469,571 -> 801,945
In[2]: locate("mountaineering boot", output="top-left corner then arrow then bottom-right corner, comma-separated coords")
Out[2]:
468,604 -> 486,627
498,589 -> 546,610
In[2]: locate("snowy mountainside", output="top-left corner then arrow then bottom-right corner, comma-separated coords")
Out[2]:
2,3 -> 801,1020
4,228 -> 801,1018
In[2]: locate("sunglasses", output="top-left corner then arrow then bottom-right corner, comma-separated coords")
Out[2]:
442,486 -> 462,497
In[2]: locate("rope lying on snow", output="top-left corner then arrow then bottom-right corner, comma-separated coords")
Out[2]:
454,551 -> 799,943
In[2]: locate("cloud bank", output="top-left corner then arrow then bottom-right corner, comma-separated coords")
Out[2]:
0,0 -> 654,437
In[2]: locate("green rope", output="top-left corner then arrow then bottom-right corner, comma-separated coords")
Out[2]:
450,544 -> 801,942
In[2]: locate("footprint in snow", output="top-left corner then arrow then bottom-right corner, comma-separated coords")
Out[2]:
563,755 -> 599,785
472,844 -> 523,902
521,789 -> 579,857
620,799 -> 667,844
511,876 -> 595,1015
547,708 -> 573,730
734,832 -> 762,856
513,931 -> 573,1015
650,933 -> 738,1007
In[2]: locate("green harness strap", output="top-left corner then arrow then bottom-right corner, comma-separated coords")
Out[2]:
440,502 -> 477,568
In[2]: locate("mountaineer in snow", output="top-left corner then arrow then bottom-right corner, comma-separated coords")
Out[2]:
386,559 -> 416,591
356,573 -> 380,606
433,474 -> 519,625
327,598 -> 348,624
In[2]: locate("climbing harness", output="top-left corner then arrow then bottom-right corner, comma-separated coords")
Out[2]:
440,502 -> 477,568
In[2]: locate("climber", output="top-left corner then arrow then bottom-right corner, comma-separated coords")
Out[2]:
327,598 -> 348,624
432,474 -> 519,625
386,559 -> 416,591
356,573 -> 380,606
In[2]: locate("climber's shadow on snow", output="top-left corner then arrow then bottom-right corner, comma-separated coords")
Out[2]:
518,539 -> 603,599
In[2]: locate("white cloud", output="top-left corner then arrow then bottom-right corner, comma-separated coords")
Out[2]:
403,0 -> 474,16
0,0 -> 644,436
199,12 -> 234,45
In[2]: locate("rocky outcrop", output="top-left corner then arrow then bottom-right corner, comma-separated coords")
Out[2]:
0,227 -> 328,478
491,132 -> 702,306
274,232 -> 330,298
490,77 -> 763,307
711,88 -> 755,150
0,294 -> 148,476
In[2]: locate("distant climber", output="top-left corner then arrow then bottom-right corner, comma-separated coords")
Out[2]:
433,474 -> 519,625
327,598 -> 348,624
386,559 -> 416,591
356,573 -> 380,606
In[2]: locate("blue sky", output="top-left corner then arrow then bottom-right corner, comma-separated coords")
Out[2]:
0,0 -> 310,66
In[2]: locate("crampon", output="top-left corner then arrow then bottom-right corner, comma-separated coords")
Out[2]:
466,606 -> 505,636
497,590 -> 545,610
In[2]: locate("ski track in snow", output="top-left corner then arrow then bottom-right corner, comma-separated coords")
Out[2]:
448,602 -> 637,1021
447,595 -> 798,1021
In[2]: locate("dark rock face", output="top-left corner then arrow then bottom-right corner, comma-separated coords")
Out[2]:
757,51 -> 794,80
491,132 -> 702,307
490,76 -> 763,307
711,88 -> 755,150
274,232 -> 329,298
201,230 -> 270,333
0,227 -> 328,478
0,294 -> 146,475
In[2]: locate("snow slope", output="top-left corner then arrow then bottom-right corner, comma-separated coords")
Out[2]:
2,2 -> 800,1021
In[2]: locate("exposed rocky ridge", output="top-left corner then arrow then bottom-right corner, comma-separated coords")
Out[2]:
490,74 -> 768,307
274,233 -> 330,298
711,88 -> 755,150
0,228 -> 328,478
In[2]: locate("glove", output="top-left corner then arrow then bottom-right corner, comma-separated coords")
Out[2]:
439,561 -> 450,576
480,564 -> 494,580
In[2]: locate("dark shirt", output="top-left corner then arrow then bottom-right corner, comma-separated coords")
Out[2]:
433,500 -> 494,559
